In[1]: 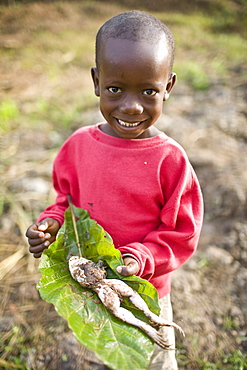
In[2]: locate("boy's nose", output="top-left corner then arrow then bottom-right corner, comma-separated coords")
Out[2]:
119,96 -> 144,115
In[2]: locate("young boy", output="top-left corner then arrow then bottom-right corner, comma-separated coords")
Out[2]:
26,10 -> 203,370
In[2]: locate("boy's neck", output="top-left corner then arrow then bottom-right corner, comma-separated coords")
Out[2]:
99,123 -> 161,139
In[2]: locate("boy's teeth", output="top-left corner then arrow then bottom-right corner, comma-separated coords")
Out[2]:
118,119 -> 140,127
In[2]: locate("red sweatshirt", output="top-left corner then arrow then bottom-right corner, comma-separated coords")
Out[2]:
38,123 -> 203,298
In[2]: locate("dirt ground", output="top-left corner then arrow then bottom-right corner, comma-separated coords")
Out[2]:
0,2 -> 247,369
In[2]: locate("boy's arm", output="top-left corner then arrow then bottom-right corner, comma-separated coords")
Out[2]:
37,150 -> 72,226
37,192 -> 68,226
118,172 -> 203,281
26,141 -> 72,257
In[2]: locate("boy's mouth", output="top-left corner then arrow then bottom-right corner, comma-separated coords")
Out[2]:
117,119 -> 142,127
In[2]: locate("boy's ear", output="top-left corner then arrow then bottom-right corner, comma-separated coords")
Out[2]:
163,72 -> 177,101
91,67 -> 100,97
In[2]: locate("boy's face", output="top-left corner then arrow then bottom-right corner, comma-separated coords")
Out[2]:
92,37 -> 176,139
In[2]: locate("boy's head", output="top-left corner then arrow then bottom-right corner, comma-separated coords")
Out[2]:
95,10 -> 175,73
92,11 -> 176,139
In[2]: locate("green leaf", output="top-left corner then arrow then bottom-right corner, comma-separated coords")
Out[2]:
38,206 -> 160,370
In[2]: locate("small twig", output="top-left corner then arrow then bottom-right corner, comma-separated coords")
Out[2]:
67,194 -> 82,257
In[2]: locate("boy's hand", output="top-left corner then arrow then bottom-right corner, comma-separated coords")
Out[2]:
26,218 -> 60,258
116,257 -> 139,276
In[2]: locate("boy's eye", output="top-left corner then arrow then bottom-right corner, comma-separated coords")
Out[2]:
143,89 -> 157,96
107,87 -> 122,94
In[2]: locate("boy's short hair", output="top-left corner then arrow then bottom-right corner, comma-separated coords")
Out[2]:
95,10 -> 175,73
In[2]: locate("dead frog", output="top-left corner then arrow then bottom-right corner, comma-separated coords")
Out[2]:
69,256 -> 184,349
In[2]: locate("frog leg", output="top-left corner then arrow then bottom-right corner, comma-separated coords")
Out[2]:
94,283 -> 173,350
105,279 -> 184,336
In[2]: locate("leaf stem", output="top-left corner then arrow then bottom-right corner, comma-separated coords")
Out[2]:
67,194 -> 82,257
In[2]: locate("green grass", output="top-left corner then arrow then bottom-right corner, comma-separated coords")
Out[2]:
0,325 -> 30,370
0,98 -> 20,133
0,322 -> 69,370
177,344 -> 247,370
158,11 -> 247,86
174,61 -> 210,91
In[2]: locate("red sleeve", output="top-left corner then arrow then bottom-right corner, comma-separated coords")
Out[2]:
37,170 -> 69,226
37,142 -> 73,225
118,167 -> 203,280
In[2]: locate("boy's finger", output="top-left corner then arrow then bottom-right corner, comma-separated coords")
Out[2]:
116,265 -> 132,276
27,232 -> 50,245
26,224 -> 39,238
28,237 -> 46,246
27,229 -> 51,241
33,251 -> 45,258
37,222 -> 49,232
29,241 -> 50,254
116,266 -> 123,274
